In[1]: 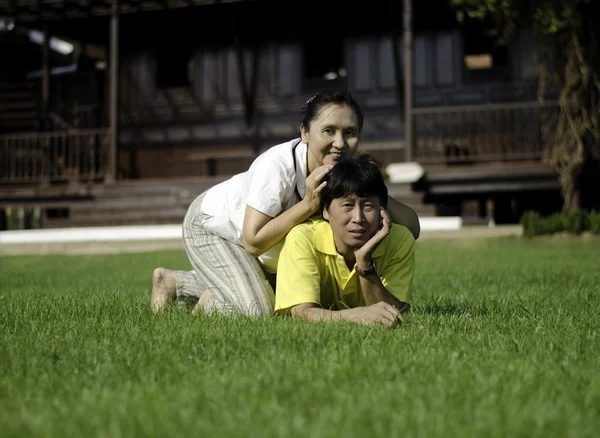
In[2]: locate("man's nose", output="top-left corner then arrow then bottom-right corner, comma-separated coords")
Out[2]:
352,206 -> 365,222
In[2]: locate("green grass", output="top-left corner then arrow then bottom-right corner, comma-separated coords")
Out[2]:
2,237 -> 599,438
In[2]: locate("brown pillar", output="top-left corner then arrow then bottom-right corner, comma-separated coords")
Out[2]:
403,0 -> 414,162
41,23 -> 51,185
107,0 -> 119,183
42,24 -> 50,128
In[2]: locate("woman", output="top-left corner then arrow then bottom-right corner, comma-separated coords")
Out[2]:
151,90 -> 420,316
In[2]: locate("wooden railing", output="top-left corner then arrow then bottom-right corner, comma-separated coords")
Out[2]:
47,104 -> 103,130
413,101 -> 559,164
0,129 -> 110,184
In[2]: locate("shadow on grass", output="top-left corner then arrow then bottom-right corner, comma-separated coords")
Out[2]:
414,297 -> 507,317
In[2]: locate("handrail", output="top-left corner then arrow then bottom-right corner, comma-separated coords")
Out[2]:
413,100 -> 559,115
0,128 -> 110,184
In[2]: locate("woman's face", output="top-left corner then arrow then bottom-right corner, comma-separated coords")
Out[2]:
300,103 -> 361,174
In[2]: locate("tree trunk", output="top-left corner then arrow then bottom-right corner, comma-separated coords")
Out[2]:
566,172 -> 582,211
388,0 -> 404,117
549,28 -> 599,212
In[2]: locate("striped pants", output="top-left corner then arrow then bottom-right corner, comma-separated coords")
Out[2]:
176,192 -> 275,317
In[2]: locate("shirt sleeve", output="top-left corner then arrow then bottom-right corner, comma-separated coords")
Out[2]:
246,158 -> 293,218
378,227 -> 416,304
274,226 -> 322,314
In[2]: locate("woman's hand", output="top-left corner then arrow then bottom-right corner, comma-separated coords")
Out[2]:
301,164 -> 333,213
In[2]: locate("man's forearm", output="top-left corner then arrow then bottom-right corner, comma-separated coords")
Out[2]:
291,302 -> 404,327
358,272 -> 407,310
292,305 -> 361,323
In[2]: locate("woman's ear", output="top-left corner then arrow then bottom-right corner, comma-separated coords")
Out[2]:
300,123 -> 309,144
322,208 -> 330,221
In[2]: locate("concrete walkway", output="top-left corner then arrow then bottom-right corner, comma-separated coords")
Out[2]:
0,223 -> 523,256
418,224 -> 522,241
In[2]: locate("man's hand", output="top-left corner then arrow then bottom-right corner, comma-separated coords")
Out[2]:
354,207 -> 391,267
348,301 -> 404,327
301,164 -> 333,213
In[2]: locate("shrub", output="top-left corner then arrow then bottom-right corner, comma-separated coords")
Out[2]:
561,210 -> 587,234
589,210 -> 600,234
521,211 -> 541,237
520,209 -> 600,236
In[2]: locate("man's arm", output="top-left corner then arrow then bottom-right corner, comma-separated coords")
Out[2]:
387,195 -> 420,240
354,209 -> 415,311
290,302 -> 403,327
355,271 -> 410,311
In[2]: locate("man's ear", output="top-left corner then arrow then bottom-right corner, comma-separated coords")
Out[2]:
322,207 -> 330,221
300,123 -> 309,143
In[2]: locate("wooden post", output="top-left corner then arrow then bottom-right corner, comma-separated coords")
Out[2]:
41,23 -> 50,186
107,0 -> 119,183
403,0 -> 414,162
42,24 -> 50,129
388,0 -> 404,120
232,17 -> 260,155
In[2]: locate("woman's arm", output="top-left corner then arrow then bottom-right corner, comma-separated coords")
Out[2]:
242,203 -> 314,256
387,195 -> 421,240
242,164 -> 333,256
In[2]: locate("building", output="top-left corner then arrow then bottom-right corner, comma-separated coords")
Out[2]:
0,0 -> 562,229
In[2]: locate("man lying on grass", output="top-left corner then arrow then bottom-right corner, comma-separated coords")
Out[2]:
274,153 -> 416,327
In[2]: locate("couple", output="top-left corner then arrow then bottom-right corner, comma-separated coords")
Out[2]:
151,91 -> 417,327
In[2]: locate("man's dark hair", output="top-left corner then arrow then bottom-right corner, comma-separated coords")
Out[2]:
301,90 -> 364,133
320,153 -> 388,211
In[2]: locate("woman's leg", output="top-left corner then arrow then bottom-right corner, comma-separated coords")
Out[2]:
151,193 -> 210,313
183,217 -> 274,318
151,268 -> 205,312
151,190 -> 275,316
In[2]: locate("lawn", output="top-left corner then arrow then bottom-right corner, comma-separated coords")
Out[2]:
1,237 -> 599,438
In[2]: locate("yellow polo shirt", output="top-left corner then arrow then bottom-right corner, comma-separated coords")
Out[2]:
275,219 -> 415,313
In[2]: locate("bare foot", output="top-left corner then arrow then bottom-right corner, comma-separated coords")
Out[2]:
150,268 -> 177,313
192,289 -> 214,315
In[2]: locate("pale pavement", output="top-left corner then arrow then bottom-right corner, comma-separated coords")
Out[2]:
0,225 -> 523,256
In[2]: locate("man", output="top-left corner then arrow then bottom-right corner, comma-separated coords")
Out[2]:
275,153 -> 416,327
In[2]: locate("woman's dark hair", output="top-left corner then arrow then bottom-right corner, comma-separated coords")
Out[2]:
320,153 -> 388,211
301,90 -> 364,133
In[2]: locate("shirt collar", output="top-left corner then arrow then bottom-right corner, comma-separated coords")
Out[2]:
313,220 -> 386,258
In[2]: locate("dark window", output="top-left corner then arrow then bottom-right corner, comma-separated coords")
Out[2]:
462,19 -> 509,83
45,208 -> 69,219
302,34 -> 347,89
207,158 -> 217,177
156,45 -> 192,88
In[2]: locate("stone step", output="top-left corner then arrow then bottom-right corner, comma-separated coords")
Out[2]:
4,176 -> 436,229
89,179 -> 225,198
45,208 -> 189,228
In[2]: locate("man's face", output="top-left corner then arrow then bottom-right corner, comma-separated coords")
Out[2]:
323,194 -> 382,256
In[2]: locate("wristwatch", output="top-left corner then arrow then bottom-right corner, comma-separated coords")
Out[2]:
355,260 -> 377,277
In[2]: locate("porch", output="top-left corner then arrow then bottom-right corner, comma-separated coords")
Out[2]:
0,100 -> 560,229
